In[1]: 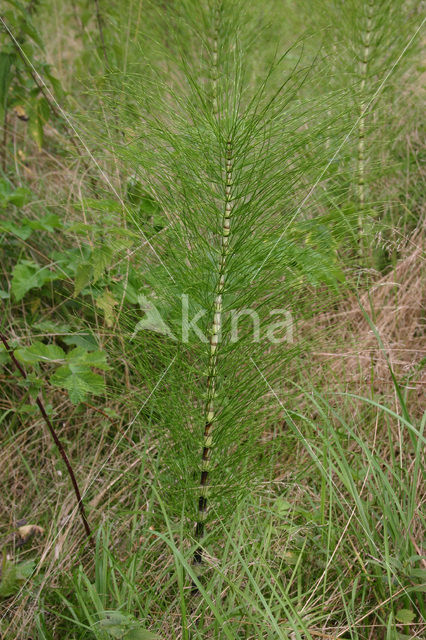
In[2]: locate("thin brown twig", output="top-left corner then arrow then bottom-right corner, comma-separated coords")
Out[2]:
0,333 -> 94,545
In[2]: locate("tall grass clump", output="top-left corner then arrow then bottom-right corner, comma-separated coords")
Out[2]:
41,381 -> 425,639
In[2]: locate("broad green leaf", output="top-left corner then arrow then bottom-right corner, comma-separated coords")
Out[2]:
0,562 -> 19,598
6,186 -> 32,207
11,261 -> 42,301
11,260 -> 58,301
99,611 -> 129,626
0,344 -> 10,365
37,96 -> 50,123
125,630 -> 161,640
108,226 -> 139,240
0,178 -> 12,199
74,262 -> 93,296
96,289 -> 117,327
274,498 -> 292,517
139,193 -> 161,217
18,403 -> 38,415
52,246 -> 91,277
66,346 -> 110,370
98,611 -> 132,638
50,364 -> 105,404
0,52 -> 14,120
0,558 -> 35,598
19,15 -> 44,48
75,198 -> 121,213
44,66 -> 63,98
0,181 -> 32,209
63,333 -> 98,351
73,245 -> 113,294
66,222 -> 96,234
97,611 -> 160,640
0,220 -> 33,239
27,213 -> 62,232
91,245 -> 113,282
28,103 -> 44,150
15,341 -> 65,365
131,295 -> 175,339
151,213 -> 167,231
111,277 -> 140,305
102,626 -> 125,639
108,234 -> 135,251
17,372 -> 42,399
395,609 -> 415,624
33,320 -> 71,333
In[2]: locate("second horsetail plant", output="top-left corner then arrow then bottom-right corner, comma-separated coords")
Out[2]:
302,0 -> 423,256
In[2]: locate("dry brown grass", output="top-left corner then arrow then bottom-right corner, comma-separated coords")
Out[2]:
309,224 -> 425,417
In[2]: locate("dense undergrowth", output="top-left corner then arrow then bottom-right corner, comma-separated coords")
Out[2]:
0,1 -> 424,639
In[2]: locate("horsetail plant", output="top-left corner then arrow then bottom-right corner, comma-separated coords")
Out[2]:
353,0 -> 418,246
95,0 -> 352,579
304,0 -> 423,257
194,136 -> 235,566
194,1 -> 235,567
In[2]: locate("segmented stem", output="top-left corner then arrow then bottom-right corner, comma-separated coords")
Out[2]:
211,3 -> 220,120
358,0 -> 373,226
193,138 -> 234,565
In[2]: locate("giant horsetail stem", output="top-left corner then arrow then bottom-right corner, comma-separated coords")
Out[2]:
193,136 -> 234,566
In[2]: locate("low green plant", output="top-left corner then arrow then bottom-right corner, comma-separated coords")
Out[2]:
0,551 -> 35,599
14,341 -> 109,404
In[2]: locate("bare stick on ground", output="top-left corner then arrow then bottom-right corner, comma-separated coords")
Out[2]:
0,333 -> 94,545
